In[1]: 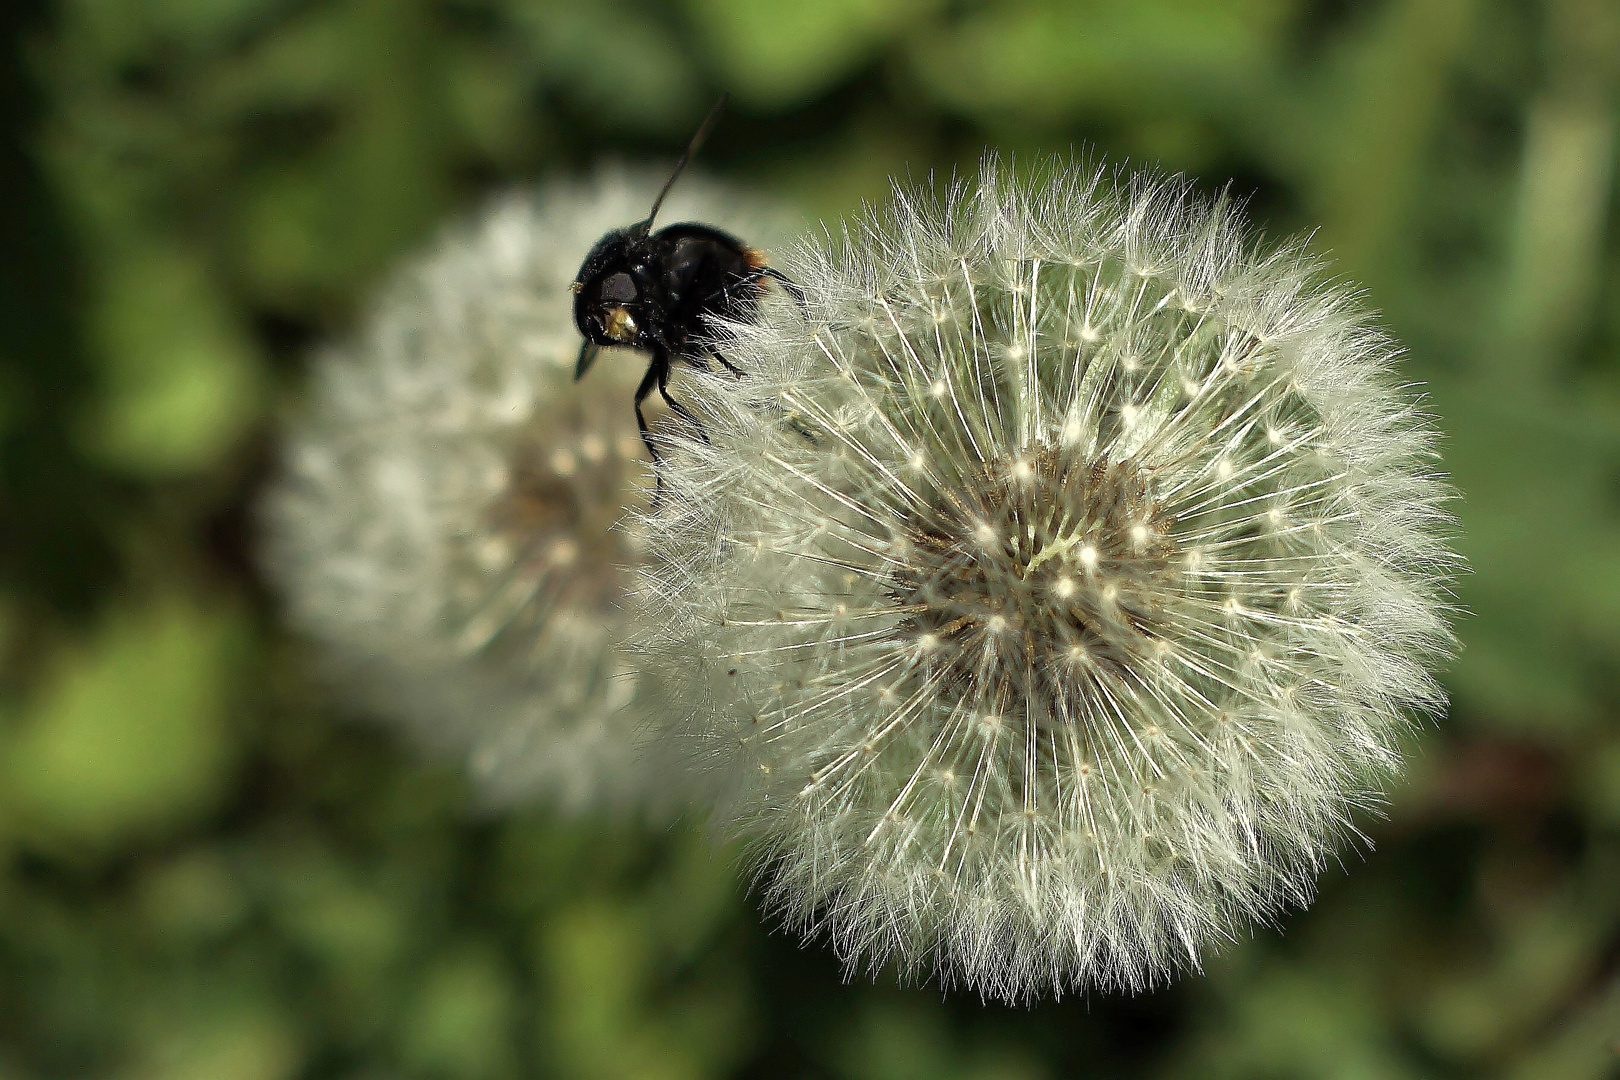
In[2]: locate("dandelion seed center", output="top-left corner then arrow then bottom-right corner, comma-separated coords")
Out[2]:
891,447 -> 1179,716
486,450 -> 629,615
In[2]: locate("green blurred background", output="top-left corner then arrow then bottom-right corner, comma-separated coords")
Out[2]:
2,0 -> 1618,1076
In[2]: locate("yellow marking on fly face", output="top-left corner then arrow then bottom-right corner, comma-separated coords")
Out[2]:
605,306 -> 638,342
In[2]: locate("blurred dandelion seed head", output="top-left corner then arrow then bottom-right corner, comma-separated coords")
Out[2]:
262,167 -> 794,813
636,158 -> 1460,999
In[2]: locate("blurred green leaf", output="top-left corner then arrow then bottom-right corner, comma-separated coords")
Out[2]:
1503,974 -> 1620,1080
1437,376 -> 1620,727
1577,737 -> 1620,826
538,892 -> 754,1080
1291,0 -> 1484,290
1178,964 -> 1422,1080
1415,887 -> 1612,1059
79,243 -> 260,475
837,1000 -> 1048,1080
125,1002 -> 302,1080
909,0 -> 1291,125
399,943 -> 517,1080
0,597 -> 243,849
686,0 -> 943,106
134,848 -> 250,943
263,841 -> 411,983
504,2 -> 700,131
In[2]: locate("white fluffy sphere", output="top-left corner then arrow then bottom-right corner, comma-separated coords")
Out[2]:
263,168 -> 794,813
636,159 -> 1459,998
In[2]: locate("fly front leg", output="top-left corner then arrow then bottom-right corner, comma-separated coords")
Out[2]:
709,347 -> 746,379
575,340 -> 599,381
659,362 -> 710,445
633,359 -> 670,507
633,360 -> 662,466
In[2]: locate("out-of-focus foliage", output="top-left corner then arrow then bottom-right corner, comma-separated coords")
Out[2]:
0,0 -> 1616,1076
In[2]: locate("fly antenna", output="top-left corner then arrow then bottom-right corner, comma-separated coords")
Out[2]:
642,92 -> 729,231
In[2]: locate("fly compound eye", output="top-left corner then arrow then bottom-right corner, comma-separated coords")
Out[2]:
600,272 -> 637,302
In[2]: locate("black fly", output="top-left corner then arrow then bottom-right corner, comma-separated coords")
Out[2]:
570,94 -> 800,491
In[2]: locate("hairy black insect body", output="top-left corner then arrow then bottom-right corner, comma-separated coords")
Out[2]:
570,95 -> 797,484
572,221 -> 768,384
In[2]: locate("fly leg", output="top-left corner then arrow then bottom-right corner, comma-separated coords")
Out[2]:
633,360 -> 663,466
659,361 -> 710,445
762,265 -> 807,314
632,360 -> 669,507
708,347 -> 747,379
575,340 -> 599,380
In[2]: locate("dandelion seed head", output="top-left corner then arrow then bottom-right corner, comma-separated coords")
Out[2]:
635,158 -> 1459,999
262,167 -> 791,814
